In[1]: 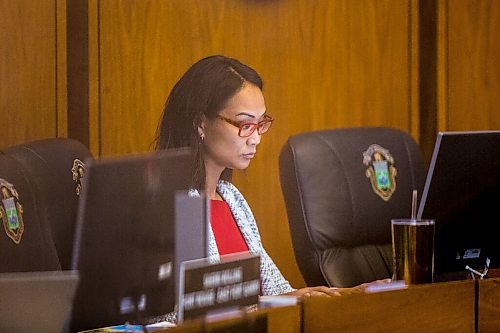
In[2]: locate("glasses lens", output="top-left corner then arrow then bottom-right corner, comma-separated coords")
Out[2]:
237,116 -> 273,137
257,120 -> 272,134
239,123 -> 257,137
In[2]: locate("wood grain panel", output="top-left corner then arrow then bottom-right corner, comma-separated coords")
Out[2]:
440,0 -> 500,131
0,0 -> 60,148
57,0 -> 68,138
88,0 -> 100,155
478,278 -> 500,333
67,0 -> 90,147
303,280 -> 475,333
94,0 -> 417,288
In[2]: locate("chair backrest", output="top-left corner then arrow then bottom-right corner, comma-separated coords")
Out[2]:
279,127 -> 425,287
4,138 -> 93,270
0,153 -> 61,272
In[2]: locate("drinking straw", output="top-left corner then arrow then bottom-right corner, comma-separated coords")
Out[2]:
411,189 -> 417,222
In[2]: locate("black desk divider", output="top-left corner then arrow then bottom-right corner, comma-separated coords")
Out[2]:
174,191 -> 209,298
70,148 -> 193,332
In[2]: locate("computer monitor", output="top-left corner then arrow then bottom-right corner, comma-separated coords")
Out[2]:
418,131 -> 500,281
70,148 -> 194,332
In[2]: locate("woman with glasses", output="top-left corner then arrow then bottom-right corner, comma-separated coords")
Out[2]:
155,56 -> 385,311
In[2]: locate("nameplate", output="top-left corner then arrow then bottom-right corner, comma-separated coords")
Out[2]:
178,253 -> 261,323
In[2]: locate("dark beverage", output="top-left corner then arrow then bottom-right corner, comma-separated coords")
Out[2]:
392,219 -> 435,284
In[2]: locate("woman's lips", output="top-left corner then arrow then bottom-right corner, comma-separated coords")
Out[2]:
243,152 -> 255,159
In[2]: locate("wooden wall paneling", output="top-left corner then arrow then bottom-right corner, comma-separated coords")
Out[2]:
67,0 -> 90,148
88,0 -> 100,156
57,0 -> 68,138
437,0 -> 449,132
440,0 -> 500,131
418,0 -> 438,163
93,0 -> 418,288
95,0 -> 277,156
0,0 -> 59,148
411,0 -> 421,143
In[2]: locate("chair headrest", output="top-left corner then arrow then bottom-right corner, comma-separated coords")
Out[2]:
280,127 -> 425,248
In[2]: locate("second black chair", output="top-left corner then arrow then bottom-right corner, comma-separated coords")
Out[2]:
0,152 -> 61,272
279,127 -> 425,287
5,138 -> 93,270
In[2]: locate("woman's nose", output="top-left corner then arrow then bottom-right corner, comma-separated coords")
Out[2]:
246,130 -> 261,146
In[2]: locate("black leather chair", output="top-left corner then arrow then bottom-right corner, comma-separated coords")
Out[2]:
4,138 -> 93,270
0,152 -> 61,272
279,127 -> 425,287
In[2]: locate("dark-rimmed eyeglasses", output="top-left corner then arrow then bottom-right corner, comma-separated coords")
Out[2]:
216,114 -> 274,137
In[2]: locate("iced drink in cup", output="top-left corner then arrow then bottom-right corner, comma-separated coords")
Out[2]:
391,219 -> 435,284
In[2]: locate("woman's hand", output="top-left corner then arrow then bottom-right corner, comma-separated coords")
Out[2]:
282,279 -> 392,299
335,278 -> 392,295
283,286 -> 341,299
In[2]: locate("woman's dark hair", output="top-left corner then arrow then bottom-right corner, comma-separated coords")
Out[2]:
155,55 -> 263,189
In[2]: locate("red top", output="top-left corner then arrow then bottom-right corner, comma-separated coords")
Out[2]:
210,200 -> 249,255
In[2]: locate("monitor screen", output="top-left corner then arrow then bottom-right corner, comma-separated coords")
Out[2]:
70,148 -> 194,332
418,131 -> 500,281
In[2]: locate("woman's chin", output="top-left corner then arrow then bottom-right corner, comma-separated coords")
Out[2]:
232,161 -> 251,170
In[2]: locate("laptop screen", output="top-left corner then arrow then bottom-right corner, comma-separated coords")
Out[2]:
417,131 -> 500,281
70,148 -> 193,332
0,270 -> 79,333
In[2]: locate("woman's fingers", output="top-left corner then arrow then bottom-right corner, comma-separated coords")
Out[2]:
294,279 -> 394,299
298,286 -> 341,298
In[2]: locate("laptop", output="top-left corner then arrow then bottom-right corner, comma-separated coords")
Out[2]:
417,130 -> 500,281
0,270 -> 79,333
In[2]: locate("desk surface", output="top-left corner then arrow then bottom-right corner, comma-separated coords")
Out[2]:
166,304 -> 301,333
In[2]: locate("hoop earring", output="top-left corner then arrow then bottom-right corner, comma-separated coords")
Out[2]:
199,134 -> 205,144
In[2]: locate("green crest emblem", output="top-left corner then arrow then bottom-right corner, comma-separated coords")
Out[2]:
0,179 -> 25,244
363,144 -> 397,201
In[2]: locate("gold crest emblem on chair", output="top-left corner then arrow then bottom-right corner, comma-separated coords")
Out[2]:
71,159 -> 86,196
0,179 -> 24,244
363,144 -> 397,201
